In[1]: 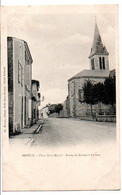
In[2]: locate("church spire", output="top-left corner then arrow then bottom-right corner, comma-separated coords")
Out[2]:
89,21 -> 109,71
89,22 -> 109,58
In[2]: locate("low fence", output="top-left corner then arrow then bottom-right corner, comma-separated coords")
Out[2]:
96,115 -> 116,122
80,114 -> 116,122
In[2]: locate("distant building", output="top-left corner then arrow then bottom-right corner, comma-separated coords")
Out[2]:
8,37 -> 33,135
40,106 -> 49,118
48,104 -> 57,114
68,23 -> 112,117
31,80 -> 40,124
48,104 -> 64,118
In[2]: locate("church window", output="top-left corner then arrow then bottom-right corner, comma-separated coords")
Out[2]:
78,89 -> 84,102
99,57 -> 102,69
91,58 -> 95,70
102,57 -> 105,69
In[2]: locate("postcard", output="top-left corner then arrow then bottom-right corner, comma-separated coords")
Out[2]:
1,5 -> 120,191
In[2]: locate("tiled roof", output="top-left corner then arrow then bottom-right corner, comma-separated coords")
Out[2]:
68,69 -> 110,81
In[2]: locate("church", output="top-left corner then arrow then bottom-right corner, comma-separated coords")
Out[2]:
68,22 -> 112,118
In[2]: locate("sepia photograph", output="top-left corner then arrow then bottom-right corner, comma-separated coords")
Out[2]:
1,4 -> 120,191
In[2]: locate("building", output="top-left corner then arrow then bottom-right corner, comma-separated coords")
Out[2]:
8,37 -> 33,135
62,96 -> 70,117
40,106 -> 49,118
68,23 -> 111,118
48,104 -> 57,114
31,80 -> 40,124
37,93 -> 41,119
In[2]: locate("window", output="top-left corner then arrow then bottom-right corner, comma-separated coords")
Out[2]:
99,57 -> 102,69
91,58 -> 95,70
99,57 -> 105,69
21,66 -> 23,85
18,61 -> 23,86
78,89 -> 84,102
25,51 -> 30,65
102,57 -> 105,69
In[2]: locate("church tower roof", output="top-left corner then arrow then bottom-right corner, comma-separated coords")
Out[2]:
89,22 -> 109,58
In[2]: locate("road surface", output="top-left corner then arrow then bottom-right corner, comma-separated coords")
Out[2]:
31,118 -> 116,147
10,118 -> 116,148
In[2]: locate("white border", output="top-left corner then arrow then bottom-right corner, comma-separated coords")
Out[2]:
1,0 -> 122,194
0,0 -> 121,5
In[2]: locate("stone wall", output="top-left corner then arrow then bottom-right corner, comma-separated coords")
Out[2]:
68,77 -> 111,117
96,115 -> 116,122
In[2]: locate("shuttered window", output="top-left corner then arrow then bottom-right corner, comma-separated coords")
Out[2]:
18,60 -> 23,86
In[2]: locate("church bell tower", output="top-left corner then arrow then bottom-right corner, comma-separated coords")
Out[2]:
89,22 -> 109,71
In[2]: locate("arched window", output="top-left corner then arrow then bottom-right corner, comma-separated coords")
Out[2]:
103,57 -> 105,69
91,58 -> 95,70
99,57 -> 102,69
78,89 -> 84,102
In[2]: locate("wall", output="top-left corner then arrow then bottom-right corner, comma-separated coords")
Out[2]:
32,83 -> 38,100
32,100 -> 36,124
40,107 -> 49,118
90,55 -> 109,70
63,100 -> 68,117
32,83 -> 39,124
13,38 -> 25,132
96,115 -> 116,122
8,37 -> 33,133
68,77 -> 110,117
24,50 -> 32,127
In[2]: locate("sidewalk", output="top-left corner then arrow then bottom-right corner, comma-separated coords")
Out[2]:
21,119 -> 43,134
9,119 -> 44,147
10,120 -> 43,140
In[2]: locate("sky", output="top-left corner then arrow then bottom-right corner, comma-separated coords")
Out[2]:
7,6 -> 117,108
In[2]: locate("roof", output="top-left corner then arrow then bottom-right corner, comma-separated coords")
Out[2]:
7,37 -> 33,63
32,80 -> 40,88
89,23 -> 109,58
48,104 -> 57,111
68,69 -> 110,81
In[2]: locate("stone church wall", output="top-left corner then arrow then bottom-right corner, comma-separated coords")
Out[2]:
68,77 -> 111,117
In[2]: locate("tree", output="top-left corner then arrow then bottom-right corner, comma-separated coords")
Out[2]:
103,76 -> 116,105
92,82 -> 105,114
93,82 -> 104,103
55,104 -> 63,114
82,80 -> 96,115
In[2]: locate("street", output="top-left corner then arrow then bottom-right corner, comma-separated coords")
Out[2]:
10,118 -> 116,148
8,117 -> 118,191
